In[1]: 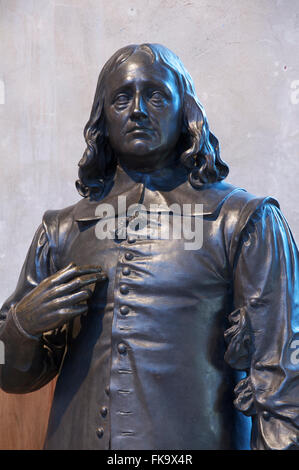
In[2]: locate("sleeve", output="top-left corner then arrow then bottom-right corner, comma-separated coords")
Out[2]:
0,213 -> 67,393
224,201 -> 299,450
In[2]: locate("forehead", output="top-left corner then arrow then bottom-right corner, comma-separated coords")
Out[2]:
105,51 -> 179,93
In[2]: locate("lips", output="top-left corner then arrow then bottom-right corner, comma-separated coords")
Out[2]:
126,126 -> 153,134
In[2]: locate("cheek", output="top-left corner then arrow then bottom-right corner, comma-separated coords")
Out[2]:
161,108 -> 182,138
105,112 -> 125,137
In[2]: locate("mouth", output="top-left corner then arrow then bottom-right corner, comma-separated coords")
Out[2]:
126,126 -> 153,134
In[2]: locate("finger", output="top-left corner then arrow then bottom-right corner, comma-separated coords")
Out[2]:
54,304 -> 89,321
39,262 -> 76,288
49,265 -> 103,286
46,273 -> 106,299
49,291 -> 91,309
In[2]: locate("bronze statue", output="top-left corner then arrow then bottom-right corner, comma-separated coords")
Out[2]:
1,43 -> 299,450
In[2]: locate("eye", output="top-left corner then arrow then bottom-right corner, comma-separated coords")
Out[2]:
113,93 -> 131,109
149,91 -> 167,107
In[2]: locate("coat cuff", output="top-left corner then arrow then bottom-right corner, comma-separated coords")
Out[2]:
224,302 -> 299,450
0,306 -> 43,372
252,413 -> 299,450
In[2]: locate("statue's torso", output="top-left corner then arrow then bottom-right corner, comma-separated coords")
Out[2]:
44,169 -> 255,450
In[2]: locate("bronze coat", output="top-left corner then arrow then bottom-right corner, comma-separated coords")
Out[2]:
1,165 -> 299,450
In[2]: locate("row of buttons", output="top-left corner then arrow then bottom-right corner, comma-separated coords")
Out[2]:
117,249 -> 134,364
96,406 -> 108,439
114,247 -> 133,438
96,377 -> 110,439
119,250 -> 134,314
96,246 -> 135,440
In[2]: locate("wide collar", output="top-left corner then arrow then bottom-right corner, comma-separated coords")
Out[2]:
74,163 -> 245,223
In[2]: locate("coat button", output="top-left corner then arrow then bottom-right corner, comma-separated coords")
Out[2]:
118,343 -> 127,354
120,305 -> 130,315
125,252 -> 134,260
120,284 -> 129,295
100,406 -> 108,418
96,427 -> 104,438
262,410 -> 271,420
122,267 -> 131,276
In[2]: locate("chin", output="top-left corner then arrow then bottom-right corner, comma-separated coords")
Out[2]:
126,142 -> 156,158
132,138 -> 154,150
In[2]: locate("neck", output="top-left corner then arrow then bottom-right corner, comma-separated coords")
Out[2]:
117,150 -> 180,174
116,156 -> 189,192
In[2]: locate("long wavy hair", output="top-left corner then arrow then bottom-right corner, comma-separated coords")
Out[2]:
76,43 -> 229,198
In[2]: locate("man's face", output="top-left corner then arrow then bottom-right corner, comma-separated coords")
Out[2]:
104,51 -> 182,171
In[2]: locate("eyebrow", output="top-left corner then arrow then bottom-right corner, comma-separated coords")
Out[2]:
109,79 -> 174,98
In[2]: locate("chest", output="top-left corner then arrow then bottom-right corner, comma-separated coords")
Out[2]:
57,213 -> 232,302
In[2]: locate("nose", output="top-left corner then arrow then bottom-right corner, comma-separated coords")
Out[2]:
131,92 -> 147,120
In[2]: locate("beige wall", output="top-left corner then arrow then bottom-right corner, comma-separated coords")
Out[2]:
0,0 -> 299,449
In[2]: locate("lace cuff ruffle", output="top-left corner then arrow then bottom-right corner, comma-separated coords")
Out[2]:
224,304 -> 256,416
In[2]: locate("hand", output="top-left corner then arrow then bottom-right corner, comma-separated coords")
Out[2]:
14,263 -> 107,337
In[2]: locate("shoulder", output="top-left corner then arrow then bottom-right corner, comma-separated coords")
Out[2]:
217,182 -> 280,231
192,180 -> 279,217
207,183 -> 281,266
197,181 -> 281,264
42,202 -> 79,229
41,200 -> 83,252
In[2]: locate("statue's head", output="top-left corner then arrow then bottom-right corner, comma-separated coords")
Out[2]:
76,43 -> 229,198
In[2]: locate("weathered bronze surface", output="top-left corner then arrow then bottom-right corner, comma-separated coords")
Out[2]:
1,44 -> 298,450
